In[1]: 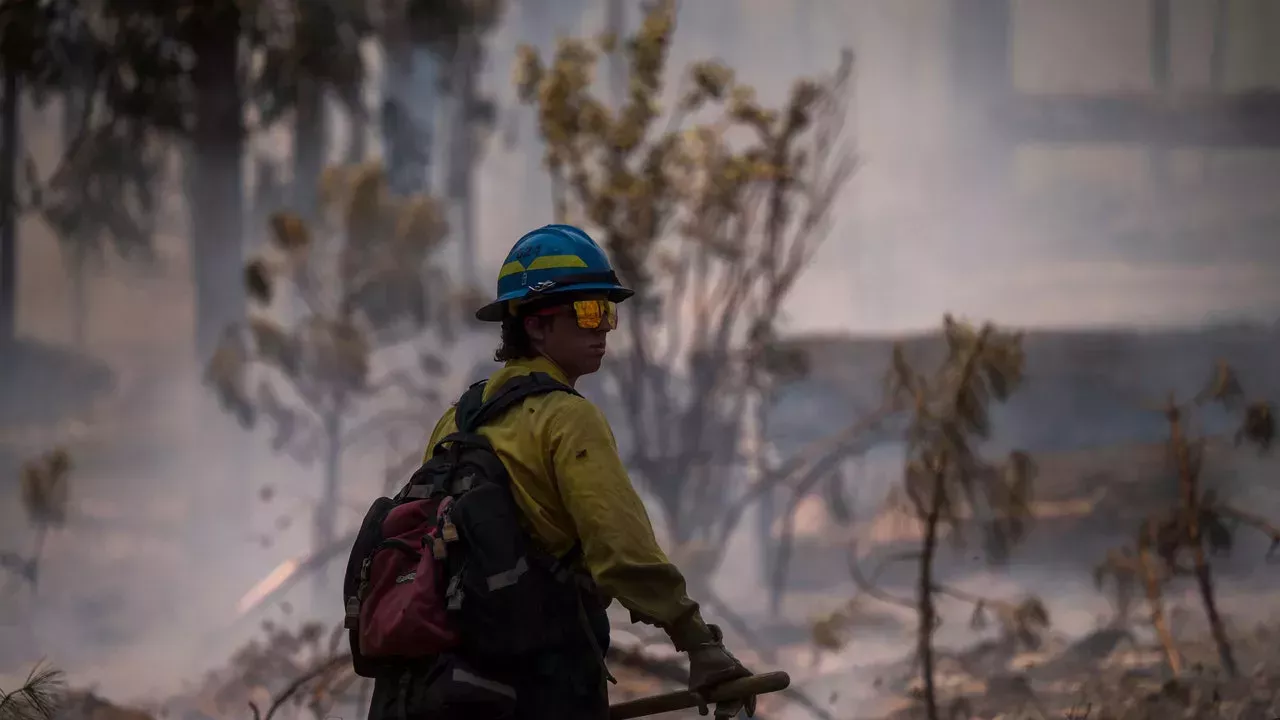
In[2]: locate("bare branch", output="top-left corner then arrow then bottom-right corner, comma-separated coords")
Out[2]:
206,163 -> 453,574
1216,504 -> 1280,560
249,653 -> 351,720
715,400 -> 901,547
516,9 -> 857,551
845,544 -> 922,611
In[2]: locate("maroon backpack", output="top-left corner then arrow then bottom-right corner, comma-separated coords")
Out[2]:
354,494 -> 460,658
343,373 -> 587,678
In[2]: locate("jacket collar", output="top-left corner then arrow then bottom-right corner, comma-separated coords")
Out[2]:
499,354 -> 573,387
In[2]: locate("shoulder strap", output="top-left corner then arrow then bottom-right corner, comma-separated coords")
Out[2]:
416,372 -> 579,496
454,379 -> 488,425
457,371 -> 579,433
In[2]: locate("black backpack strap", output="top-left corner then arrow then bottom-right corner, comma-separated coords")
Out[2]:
426,371 -> 572,458
457,371 -> 579,432
415,374 -> 575,497
455,379 -> 488,421
422,379 -> 492,461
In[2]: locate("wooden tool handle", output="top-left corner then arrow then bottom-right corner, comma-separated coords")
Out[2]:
608,671 -> 791,719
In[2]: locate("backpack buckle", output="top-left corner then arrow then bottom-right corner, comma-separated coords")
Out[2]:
450,473 -> 475,494
403,484 -> 431,500
446,574 -> 464,610
343,597 -> 360,628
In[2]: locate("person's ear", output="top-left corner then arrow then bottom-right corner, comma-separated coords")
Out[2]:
524,315 -> 546,344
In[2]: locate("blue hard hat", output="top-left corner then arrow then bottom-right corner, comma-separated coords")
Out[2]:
475,224 -> 634,322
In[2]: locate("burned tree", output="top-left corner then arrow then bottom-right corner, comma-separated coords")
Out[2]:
2,448 -> 71,596
0,0 -> 166,352
840,317 -> 1037,720
1093,524 -> 1186,675
511,0 -> 864,619
1094,361 -> 1277,679
205,163 -> 455,599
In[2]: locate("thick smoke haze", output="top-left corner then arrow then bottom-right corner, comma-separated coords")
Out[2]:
2,0 -> 1278,712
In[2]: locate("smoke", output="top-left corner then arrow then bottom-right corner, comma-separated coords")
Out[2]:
4,0 -> 1280,708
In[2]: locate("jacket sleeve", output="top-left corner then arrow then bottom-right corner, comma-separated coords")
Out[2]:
545,396 -> 710,636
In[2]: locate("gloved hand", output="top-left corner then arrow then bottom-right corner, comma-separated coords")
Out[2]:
686,624 -> 756,718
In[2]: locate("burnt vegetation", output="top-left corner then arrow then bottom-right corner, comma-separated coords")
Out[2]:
1092,362 -> 1278,680
204,164 -> 458,600
2,448 -> 71,596
6,2 -> 1280,720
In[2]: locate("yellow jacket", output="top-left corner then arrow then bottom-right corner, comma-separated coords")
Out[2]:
424,355 -> 706,634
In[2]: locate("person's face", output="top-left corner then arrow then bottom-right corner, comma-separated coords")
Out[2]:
524,295 -> 617,382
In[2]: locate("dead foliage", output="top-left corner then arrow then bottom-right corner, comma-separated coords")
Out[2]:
512,0 -> 859,561
2,448 -> 72,594
156,622 -> 361,720
826,316 -> 1037,720
204,163 -> 455,594
1092,361 -> 1277,679
512,0 -> 879,670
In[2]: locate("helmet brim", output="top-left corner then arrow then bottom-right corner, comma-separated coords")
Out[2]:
474,300 -> 508,323
474,283 -> 634,322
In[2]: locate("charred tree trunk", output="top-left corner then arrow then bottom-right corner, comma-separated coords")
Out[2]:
292,78 -> 325,218
381,5 -> 437,198
605,0 -> 625,108
345,105 -> 367,164
63,82 -> 88,348
186,6 -> 250,555
769,489 -> 797,619
447,30 -> 479,287
518,0 -> 553,224
187,5 -> 246,362
1170,413 -> 1238,676
0,67 -> 18,358
917,471 -> 944,720
1138,519 -> 1183,674
749,391 -> 783,618
1191,541 -> 1235,674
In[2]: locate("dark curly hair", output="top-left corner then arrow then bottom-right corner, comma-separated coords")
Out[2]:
494,314 -> 538,362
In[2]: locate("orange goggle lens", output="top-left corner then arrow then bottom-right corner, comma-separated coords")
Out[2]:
532,299 -> 617,329
571,299 -> 617,330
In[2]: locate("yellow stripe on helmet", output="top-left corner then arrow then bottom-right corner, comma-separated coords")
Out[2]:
496,254 -> 589,279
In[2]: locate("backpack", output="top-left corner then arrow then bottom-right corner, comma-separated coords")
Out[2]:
343,372 -> 590,679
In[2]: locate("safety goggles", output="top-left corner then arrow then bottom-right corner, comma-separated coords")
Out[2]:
530,299 -> 618,330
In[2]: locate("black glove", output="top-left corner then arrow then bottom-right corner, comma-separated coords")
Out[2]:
686,624 -> 756,718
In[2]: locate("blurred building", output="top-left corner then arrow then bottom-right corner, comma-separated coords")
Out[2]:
763,321 -> 1280,597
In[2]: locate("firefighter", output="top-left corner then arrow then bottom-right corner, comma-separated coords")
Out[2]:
431,223 -> 755,718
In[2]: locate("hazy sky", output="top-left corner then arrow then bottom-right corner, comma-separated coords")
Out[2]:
471,0 -> 1280,334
